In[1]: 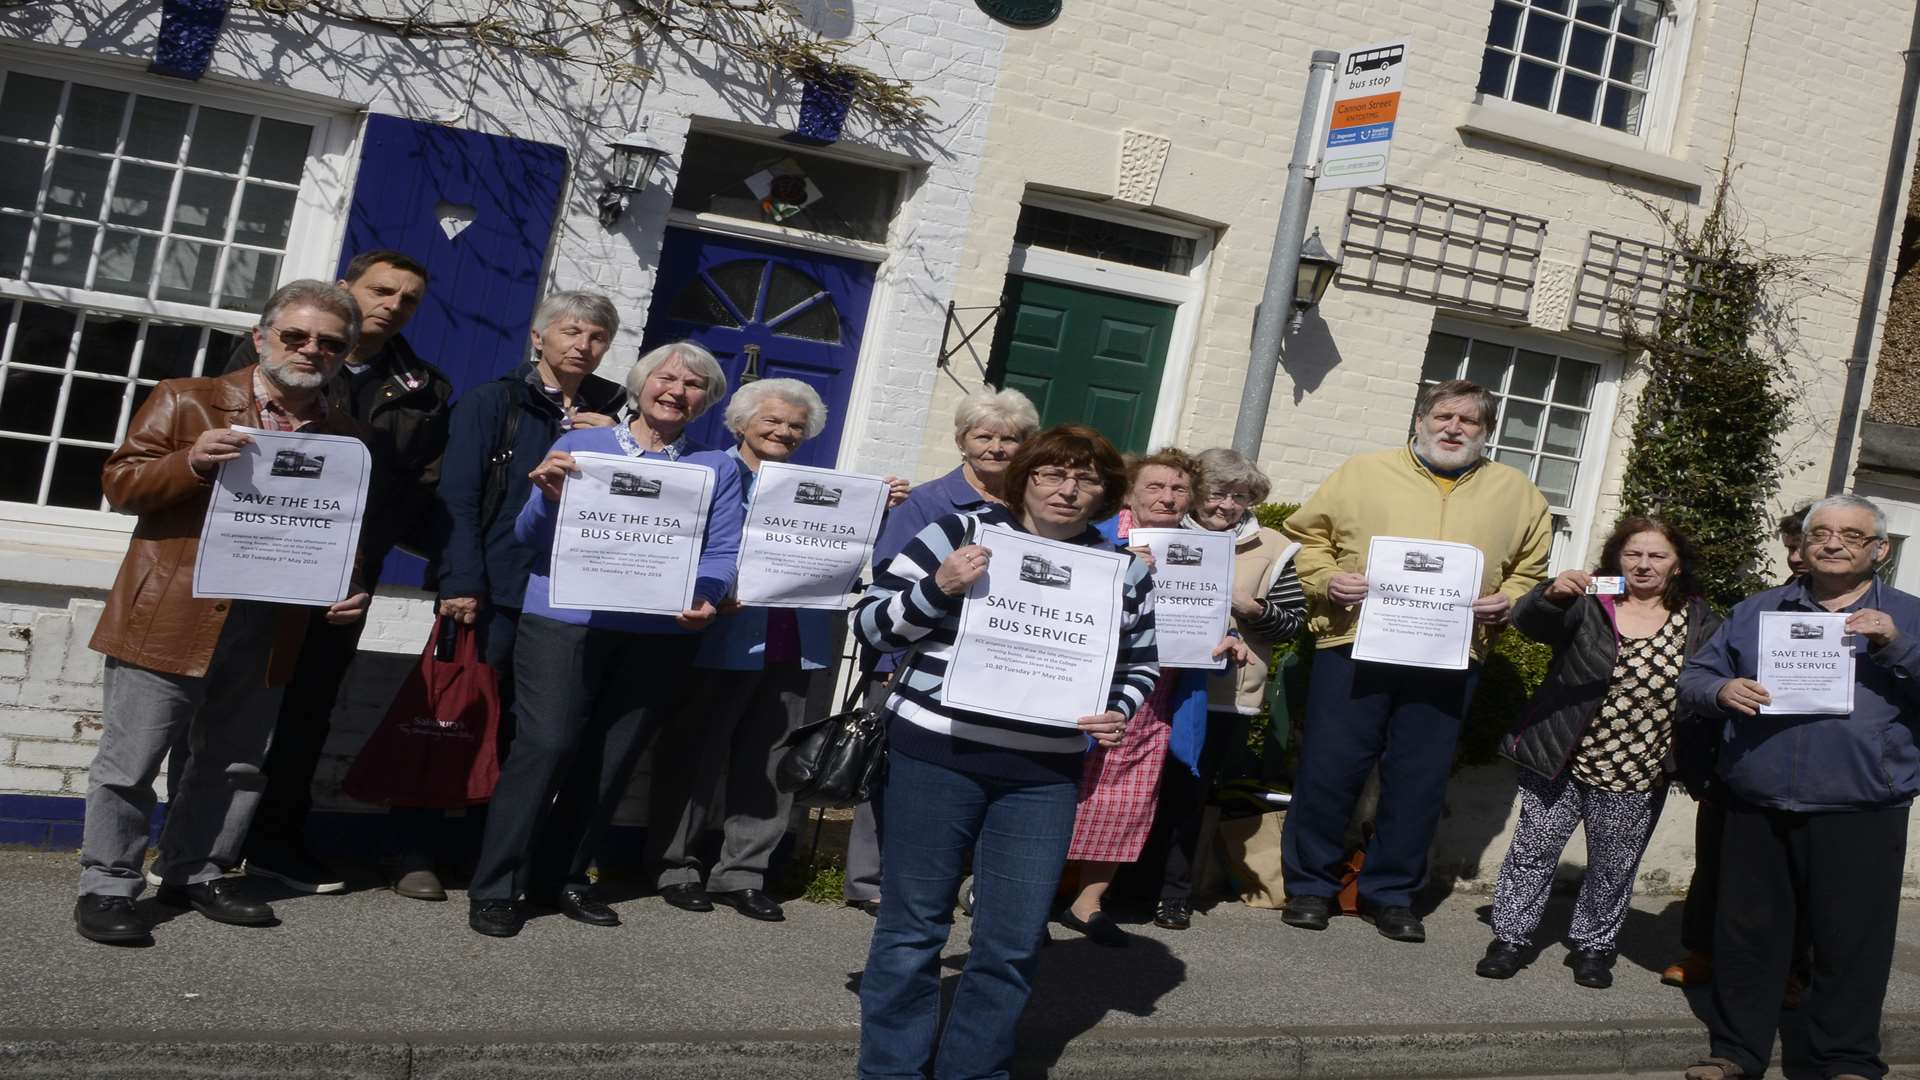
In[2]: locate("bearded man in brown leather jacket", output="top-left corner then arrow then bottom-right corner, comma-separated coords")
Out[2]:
73,279 -> 372,946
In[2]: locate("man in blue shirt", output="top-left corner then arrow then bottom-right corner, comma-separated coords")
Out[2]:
1677,493 -> 1920,1080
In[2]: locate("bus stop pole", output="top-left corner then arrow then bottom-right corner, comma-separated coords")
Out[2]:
1231,49 -> 1341,460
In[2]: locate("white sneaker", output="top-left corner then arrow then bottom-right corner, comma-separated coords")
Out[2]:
144,868 -> 163,888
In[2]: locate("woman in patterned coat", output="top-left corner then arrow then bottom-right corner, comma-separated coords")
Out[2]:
1475,516 -> 1720,989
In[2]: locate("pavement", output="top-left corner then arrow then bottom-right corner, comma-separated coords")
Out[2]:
4,849 -> 1920,1079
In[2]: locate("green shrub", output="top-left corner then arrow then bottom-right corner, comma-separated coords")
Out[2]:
1253,501 -> 1300,531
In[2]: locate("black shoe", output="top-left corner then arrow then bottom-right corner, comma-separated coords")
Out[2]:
1281,894 -> 1333,931
74,895 -> 151,945
712,888 -> 785,922
1058,907 -> 1129,947
1368,905 -> 1426,943
469,899 -> 523,938
535,886 -> 619,927
242,847 -> 345,894
660,882 -> 714,912
847,898 -> 882,917
1154,898 -> 1192,930
156,879 -> 277,926
1476,939 -> 1526,979
1571,947 -> 1615,989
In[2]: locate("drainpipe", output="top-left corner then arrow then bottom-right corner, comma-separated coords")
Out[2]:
1827,15 -> 1920,495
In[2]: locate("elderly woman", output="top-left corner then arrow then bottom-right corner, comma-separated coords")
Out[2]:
854,424 -> 1155,1080
646,379 -> 907,923
1058,448 -> 1251,946
466,342 -> 742,939
1475,516 -> 1719,988
1143,447 -> 1308,931
394,291 -> 626,902
843,386 -> 1042,913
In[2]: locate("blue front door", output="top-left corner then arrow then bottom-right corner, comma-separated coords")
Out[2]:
639,229 -> 875,467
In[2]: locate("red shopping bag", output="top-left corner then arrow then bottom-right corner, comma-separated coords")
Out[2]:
342,617 -> 502,807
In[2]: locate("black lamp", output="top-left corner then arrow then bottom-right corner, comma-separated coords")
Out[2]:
598,125 -> 669,228
1291,227 -> 1342,332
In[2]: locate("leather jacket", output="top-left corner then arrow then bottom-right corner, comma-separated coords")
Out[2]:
88,366 -> 366,683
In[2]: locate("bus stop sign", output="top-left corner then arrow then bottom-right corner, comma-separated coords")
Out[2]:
1320,41 -> 1408,191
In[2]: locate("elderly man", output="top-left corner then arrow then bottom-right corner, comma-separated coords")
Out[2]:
74,280 -> 371,946
222,250 -> 453,895
1677,494 -> 1920,1080
1278,379 -> 1552,943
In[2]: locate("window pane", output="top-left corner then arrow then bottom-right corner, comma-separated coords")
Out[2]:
108,162 -> 172,229
1500,399 -> 1543,449
139,323 -> 205,381
0,144 -> 46,211
668,131 -> 900,245
75,315 -> 137,375
125,96 -> 191,163
1536,456 -> 1577,507
156,238 -> 217,305
93,231 -> 159,297
1556,73 -> 1601,122
1486,2 -> 1522,48
1495,447 -> 1536,475
1529,0 -> 1570,13
30,220 -> 94,287
205,329 -> 245,371
0,215 -> 27,277
0,440 -> 46,502
187,108 -> 251,173
707,260 -> 766,320
44,151 -> 110,218
0,73 -> 62,142
1566,25 -> 1609,73
770,297 -> 842,343
59,85 -> 126,153
172,173 -> 234,238
249,119 -> 311,183
62,374 -> 126,442
1422,332 -> 1469,382
47,442 -> 109,509
764,263 -> 825,322
1618,0 -> 1662,40
665,279 -> 740,328
1554,359 -> 1598,405
1510,350 -> 1555,398
14,303 -> 75,367
1610,40 -> 1655,87
0,368 -> 61,433
1513,59 -> 1557,109
218,249 -> 280,312
234,184 -> 296,247
1465,343 -> 1512,390
1543,407 -> 1587,456
1574,0 -> 1618,26
1477,49 -> 1514,96
1601,84 -> 1645,133
1521,13 -> 1569,60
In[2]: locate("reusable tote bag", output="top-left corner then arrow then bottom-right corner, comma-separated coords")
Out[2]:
342,617 -> 502,807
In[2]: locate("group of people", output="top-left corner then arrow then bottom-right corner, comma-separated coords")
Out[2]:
59,250 -> 1920,1080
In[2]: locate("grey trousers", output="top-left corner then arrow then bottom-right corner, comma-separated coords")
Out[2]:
78,602 -> 284,897
841,677 -> 890,903
649,663 -> 812,893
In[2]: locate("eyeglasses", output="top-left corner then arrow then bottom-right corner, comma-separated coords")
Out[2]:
1203,490 -> 1255,506
1806,527 -> 1882,549
1030,468 -> 1105,491
266,326 -> 351,357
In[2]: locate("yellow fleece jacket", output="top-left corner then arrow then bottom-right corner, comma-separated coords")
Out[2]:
1281,445 -> 1553,661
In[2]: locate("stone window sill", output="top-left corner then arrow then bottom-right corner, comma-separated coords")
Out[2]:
1458,100 -> 1708,192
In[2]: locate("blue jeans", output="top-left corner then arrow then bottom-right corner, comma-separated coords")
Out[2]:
858,749 -> 1077,1080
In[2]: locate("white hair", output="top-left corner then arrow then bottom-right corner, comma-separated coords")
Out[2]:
532,289 -> 619,338
625,341 -> 729,420
1804,493 -> 1888,539
952,387 -> 1040,447
1193,447 -> 1272,505
724,378 -> 828,439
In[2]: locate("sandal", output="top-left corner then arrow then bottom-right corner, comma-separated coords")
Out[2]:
1682,1058 -> 1748,1080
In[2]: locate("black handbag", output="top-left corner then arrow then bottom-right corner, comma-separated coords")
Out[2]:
777,670 -> 887,808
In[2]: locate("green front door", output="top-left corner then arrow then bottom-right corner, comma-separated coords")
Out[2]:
988,276 -> 1176,454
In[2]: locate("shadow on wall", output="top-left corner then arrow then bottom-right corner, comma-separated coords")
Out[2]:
1429,762 -> 1522,892
790,0 -> 859,39
1279,308 -> 1342,405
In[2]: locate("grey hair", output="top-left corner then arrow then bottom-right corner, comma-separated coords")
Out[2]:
532,290 -> 620,338
1416,378 -> 1500,429
1803,493 -> 1889,539
1193,447 -> 1272,506
724,377 -> 827,439
259,279 -> 361,352
952,387 -> 1041,446
626,341 -> 729,420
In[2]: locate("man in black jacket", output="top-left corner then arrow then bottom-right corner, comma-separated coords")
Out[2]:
227,250 -> 455,894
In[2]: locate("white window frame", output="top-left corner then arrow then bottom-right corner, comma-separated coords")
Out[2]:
1003,191 -> 1214,451
0,48 -> 358,585
1426,318 -> 1625,573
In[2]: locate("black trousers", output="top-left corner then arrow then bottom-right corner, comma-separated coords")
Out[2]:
1153,711 -> 1239,902
1708,800 -> 1908,1079
1680,797 -> 1724,954
469,615 -> 700,902
245,610 -> 367,856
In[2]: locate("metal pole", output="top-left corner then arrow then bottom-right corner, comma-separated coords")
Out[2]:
1232,48 -> 1342,459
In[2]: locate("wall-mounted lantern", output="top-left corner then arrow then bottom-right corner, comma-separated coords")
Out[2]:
597,125 -> 669,228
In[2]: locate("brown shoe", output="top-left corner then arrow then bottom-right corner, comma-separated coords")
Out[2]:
1661,950 -> 1712,987
391,867 -> 446,902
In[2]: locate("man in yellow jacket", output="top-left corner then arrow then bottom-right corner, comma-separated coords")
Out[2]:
1278,379 -> 1552,943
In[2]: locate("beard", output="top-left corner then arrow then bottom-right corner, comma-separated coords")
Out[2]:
1413,428 -> 1488,470
260,354 -> 330,391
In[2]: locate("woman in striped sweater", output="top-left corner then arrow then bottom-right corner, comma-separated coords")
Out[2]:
852,424 -> 1159,1080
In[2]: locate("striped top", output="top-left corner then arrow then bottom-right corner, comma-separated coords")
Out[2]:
854,506 -> 1160,784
